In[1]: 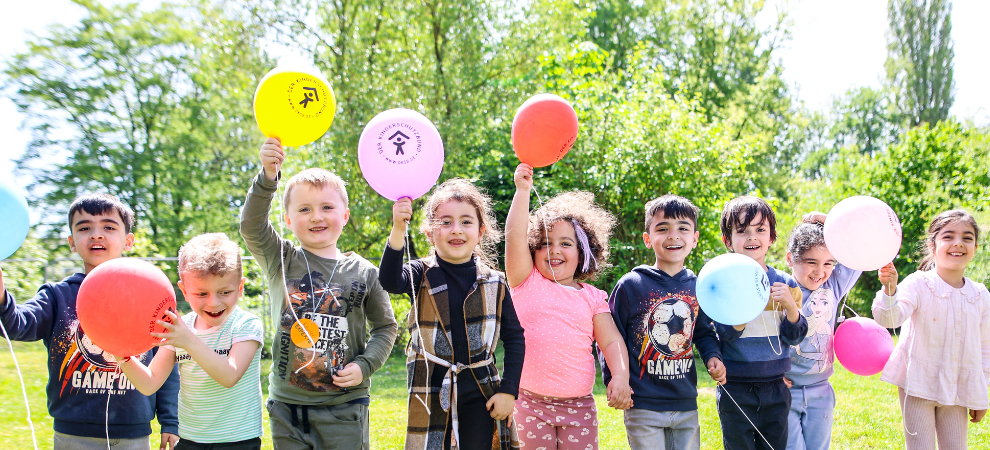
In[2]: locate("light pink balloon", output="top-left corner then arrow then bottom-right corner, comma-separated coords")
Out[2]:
833,317 -> 894,376
823,196 -> 902,271
358,109 -> 445,201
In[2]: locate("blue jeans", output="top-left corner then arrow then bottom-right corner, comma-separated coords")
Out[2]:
716,379 -> 790,450
623,408 -> 700,450
786,381 -> 835,450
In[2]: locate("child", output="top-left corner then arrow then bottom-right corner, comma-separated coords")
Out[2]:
782,213 -> 862,450
116,233 -> 264,449
873,209 -> 989,449
604,194 -> 725,450
378,178 -> 525,450
713,195 -> 807,450
240,138 -> 398,449
505,163 -> 632,450
0,193 -> 180,450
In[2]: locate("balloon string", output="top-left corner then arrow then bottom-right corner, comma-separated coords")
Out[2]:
404,223 -> 430,410
762,300 -> 783,356
0,320 -> 38,450
717,384 -> 776,450
294,252 -> 339,375
105,365 -> 118,450
531,186 -> 559,286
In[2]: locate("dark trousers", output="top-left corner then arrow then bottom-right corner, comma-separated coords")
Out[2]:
716,379 -> 790,450
443,388 -> 496,450
174,437 -> 262,450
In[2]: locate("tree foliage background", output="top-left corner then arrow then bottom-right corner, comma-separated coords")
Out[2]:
3,0 -> 988,322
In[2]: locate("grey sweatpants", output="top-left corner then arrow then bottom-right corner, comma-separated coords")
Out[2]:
266,398 -> 369,450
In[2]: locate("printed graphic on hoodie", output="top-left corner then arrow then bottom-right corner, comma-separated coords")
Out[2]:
793,288 -> 835,374
277,270 -> 363,391
636,291 -> 699,380
56,318 -> 148,397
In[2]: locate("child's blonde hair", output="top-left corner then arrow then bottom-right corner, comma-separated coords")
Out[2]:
178,233 -> 243,278
420,178 -> 501,268
283,168 -> 349,208
918,209 -> 981,271
527,191 -> 615,281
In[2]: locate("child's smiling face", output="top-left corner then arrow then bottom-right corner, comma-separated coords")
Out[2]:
644,211 -> 699,270
67,210 -> 134,273
724,212 -> 773,267
429,199 -> 483,265
787,245 -> 836,291
931,220 -> 978,273
284,183 -> 350,255
179,271 -> 245,330
533,220 -> 581,287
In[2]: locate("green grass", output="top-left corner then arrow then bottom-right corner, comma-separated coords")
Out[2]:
2,340 -> 989,449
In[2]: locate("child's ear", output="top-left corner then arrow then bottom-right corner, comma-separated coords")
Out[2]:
692,230 -> 700,247
177,280 -> 187,298
238,277 -> 247,296
343,208 -> 351,224
721,235 -> 733,251
284,214 -> 291,226
67,235 -> 76,254
124,233 -> 135,252
786,251 -> 794,267
642,232 -> 651,249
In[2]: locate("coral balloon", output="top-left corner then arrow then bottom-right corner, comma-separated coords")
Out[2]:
254,63 -> 336,147
358,108 -> 445,201
511,94 -> 578,167
833,317 -> 893,376
824,196 -> 902,271
76,258 -> 177,357
0,177 -> 30,260
696,253 -> 771,326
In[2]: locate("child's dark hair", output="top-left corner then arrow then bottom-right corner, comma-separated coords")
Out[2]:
918,209 -> 981,271
788,222 -> 826,261
420,178 -> 501,268
644,195 -> 699,231
720,195 -> 777,246
527,191 -> 615,281
68,193 -> 135,234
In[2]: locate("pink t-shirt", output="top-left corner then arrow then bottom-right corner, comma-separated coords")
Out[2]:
511,267 -> 611,398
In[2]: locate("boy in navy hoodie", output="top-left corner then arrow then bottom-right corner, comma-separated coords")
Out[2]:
0,194 -> 179,450
714,195 -> 807,450
603,195 -> 725,450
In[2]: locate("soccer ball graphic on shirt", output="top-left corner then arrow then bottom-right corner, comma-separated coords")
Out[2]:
647,298 -> 694,358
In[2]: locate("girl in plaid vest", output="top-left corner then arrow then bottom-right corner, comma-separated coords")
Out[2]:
504,163 -> 632,450
379,179 -> 525,450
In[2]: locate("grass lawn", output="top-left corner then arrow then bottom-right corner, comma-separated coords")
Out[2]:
3,340 -> 989,449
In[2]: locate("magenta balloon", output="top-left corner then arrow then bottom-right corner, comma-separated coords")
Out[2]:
823,196 -> 902,271
833,317 -> 894,376
358,109 -> 445,201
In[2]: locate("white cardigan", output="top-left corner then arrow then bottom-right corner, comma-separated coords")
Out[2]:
872,269 -> 990,410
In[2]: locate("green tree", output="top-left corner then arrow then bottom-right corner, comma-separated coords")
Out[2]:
5,0 -> 270,256
886,0 -> 955,127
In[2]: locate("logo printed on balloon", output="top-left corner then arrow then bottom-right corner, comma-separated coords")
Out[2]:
287,78 -> 330,119
372,123 -> 424,165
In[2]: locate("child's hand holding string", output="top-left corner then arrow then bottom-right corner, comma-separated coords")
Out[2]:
260,137 -> 284,182
387,197 -> 413,251
152,310 -> 198,350
486,392 -> 515,424
879,262 -> 898,296
706,357 -> 726,385
772,282 -> 800,324
332,362 -> 364,388
514,163 -> 533,192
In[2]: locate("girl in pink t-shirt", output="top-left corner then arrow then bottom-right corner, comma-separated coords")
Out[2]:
505,163 -> 632,450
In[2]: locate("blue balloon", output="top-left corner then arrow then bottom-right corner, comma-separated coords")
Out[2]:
696,253 -> 770,326
0,177 -> 30,260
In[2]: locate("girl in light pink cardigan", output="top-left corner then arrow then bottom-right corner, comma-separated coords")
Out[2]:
873,209 -> 989,450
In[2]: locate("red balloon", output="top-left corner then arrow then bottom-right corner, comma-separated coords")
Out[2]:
833,317 -> 894,376
76,258 -> 177,357
511,93 -> 578,167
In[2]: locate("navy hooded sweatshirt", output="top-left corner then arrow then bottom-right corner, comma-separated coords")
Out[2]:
0,273 -> 179,439
602,265 -> 721,412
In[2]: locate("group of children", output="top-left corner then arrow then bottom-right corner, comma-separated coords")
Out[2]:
0,135 -> 987,450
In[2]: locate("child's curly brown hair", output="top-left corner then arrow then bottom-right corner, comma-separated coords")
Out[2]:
527,191 -> 615,281
420,178 -> 502,268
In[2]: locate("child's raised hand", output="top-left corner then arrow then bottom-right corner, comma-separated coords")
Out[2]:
151,310 -> 196,350
332,362 -> 364,388
260,137 -> 284,181
771,282 -> 801,323
513,163 -> 533,192
392,198 -> 413,228
486,392 -> 515,423
802,211 -> 827,224
879,262 -> 898,296
606,378 -> 634,410
970,409 -> 986,423
706,357 -> 726,385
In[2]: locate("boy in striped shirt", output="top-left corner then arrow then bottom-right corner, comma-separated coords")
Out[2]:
117,233 -> 264,449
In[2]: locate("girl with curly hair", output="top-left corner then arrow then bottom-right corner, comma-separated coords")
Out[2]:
504,163 -> 631,450
378,179 -> 525,450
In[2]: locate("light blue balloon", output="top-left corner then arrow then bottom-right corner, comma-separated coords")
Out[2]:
0,177 -> 30,260
696,253 -> 770,326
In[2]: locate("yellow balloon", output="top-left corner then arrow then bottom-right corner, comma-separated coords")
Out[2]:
253,65 -> 336,147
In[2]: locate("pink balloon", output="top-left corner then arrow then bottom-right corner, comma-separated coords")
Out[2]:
833,317 -> 894,376
358,109 -> 444,201
824,196 -> 902,271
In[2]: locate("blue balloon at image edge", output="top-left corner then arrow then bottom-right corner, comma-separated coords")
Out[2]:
696,253 -> 770,326
0,179 -> 30,260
